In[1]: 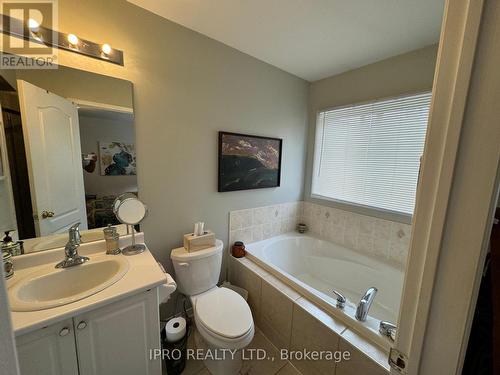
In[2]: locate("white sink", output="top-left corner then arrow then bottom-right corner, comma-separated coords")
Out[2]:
8,256 -> 129,312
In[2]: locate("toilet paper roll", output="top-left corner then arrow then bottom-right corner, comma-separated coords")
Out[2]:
165,317 -> 186,343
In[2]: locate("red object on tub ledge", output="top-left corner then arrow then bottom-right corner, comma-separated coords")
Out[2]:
231,241 -> 246,258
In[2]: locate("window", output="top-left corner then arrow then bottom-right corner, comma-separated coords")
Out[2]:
311,91 -> 432,217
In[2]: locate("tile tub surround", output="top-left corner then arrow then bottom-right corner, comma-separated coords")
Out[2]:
229,201 -> 411,269
228,256 -> 390,375
301,202 -> 412,269
229,202 -> 302,245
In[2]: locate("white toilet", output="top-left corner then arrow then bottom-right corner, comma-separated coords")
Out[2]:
171,240 -> 254,374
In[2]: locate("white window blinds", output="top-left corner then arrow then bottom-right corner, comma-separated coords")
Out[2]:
312,91 -> 432,216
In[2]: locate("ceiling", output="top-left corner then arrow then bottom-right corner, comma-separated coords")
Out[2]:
128,0 -> 445,82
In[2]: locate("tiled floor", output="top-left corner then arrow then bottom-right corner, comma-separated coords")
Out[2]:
171,326 -> 302,375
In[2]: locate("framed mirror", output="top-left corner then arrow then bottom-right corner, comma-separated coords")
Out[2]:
0,65 -> 137,254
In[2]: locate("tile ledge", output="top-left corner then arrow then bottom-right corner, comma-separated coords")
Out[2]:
237,256 -> 305,303
294,297 -> 347,336
232,255 -> 270,278
262,273 -> 301,302
340,328 -> 390,372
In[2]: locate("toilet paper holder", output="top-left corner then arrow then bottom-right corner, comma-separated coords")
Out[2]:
157,262 -> 177,304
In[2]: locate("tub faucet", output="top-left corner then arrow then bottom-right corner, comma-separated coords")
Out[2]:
55,223 -> 89,269
355,287 -> 378,322
332,289 -> 346,309
379,321 -> 397,342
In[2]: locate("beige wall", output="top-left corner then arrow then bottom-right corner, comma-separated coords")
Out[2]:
49,0 -> 308,275
304,44 -> 438,219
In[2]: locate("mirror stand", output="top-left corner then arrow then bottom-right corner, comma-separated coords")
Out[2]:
122,225 -> 146,255
113,194 -> 148,256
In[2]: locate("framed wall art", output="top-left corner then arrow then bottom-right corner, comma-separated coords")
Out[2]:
218,131 -> 282,192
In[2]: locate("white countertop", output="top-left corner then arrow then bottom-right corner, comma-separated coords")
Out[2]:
7,233 -> 172,336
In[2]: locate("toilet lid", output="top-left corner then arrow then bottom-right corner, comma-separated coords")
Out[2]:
195,288 -> 253,339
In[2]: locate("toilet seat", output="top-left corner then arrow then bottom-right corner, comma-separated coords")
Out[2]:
194,287 -> 253,340
196,314 -> 255,351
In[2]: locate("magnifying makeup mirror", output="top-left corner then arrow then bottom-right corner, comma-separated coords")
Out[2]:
113,193 -> 148,255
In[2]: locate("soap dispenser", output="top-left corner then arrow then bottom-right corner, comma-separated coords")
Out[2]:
1,231 -> 23,256
1,231 -> 19,280
103,225 -> 121,255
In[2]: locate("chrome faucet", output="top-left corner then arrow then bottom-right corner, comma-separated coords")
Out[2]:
355,287 -> 378,322
379,321 -> 397,341
332,289 -> 346,309
55,223 -> 89,268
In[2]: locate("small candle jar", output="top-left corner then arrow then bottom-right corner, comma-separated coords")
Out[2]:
297,223 -> 308,234
232,241 -> 246,258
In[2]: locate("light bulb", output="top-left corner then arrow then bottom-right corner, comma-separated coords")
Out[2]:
101,43 -> 112,55
27,18 -> 40,32
67,33 -> 79,46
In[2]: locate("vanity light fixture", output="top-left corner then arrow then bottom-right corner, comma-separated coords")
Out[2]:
101,43 -> 112,56
27,18 -> 43,42
27,18 -> 40,33
67,33 -> 79,47
0,14 -> 124,66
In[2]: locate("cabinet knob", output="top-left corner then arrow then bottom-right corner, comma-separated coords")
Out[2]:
77,321 -> 87,330
59,327 -> 70,336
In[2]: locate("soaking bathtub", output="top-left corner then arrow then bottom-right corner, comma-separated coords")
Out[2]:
245,232 -> 404,349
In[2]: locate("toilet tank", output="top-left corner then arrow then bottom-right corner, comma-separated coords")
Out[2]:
170,240 -> 223,295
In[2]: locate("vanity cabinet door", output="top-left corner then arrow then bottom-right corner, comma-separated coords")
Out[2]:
16,319 -> 79,375
74,289 -> 161,375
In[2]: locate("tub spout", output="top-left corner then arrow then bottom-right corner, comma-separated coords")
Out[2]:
355,287 -> 377,322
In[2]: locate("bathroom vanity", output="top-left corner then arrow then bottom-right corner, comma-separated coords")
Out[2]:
6,233 -> 175,375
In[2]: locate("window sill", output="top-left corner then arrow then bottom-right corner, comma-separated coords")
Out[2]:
309,194 -> 413,224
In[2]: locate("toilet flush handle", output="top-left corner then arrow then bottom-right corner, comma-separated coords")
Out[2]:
178,262 -> 190,267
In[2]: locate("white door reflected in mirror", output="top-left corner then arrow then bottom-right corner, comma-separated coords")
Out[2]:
113,193 -> 147,255
17,80 -> 88,236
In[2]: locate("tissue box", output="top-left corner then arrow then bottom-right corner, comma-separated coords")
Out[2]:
183,231 -> 215,252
